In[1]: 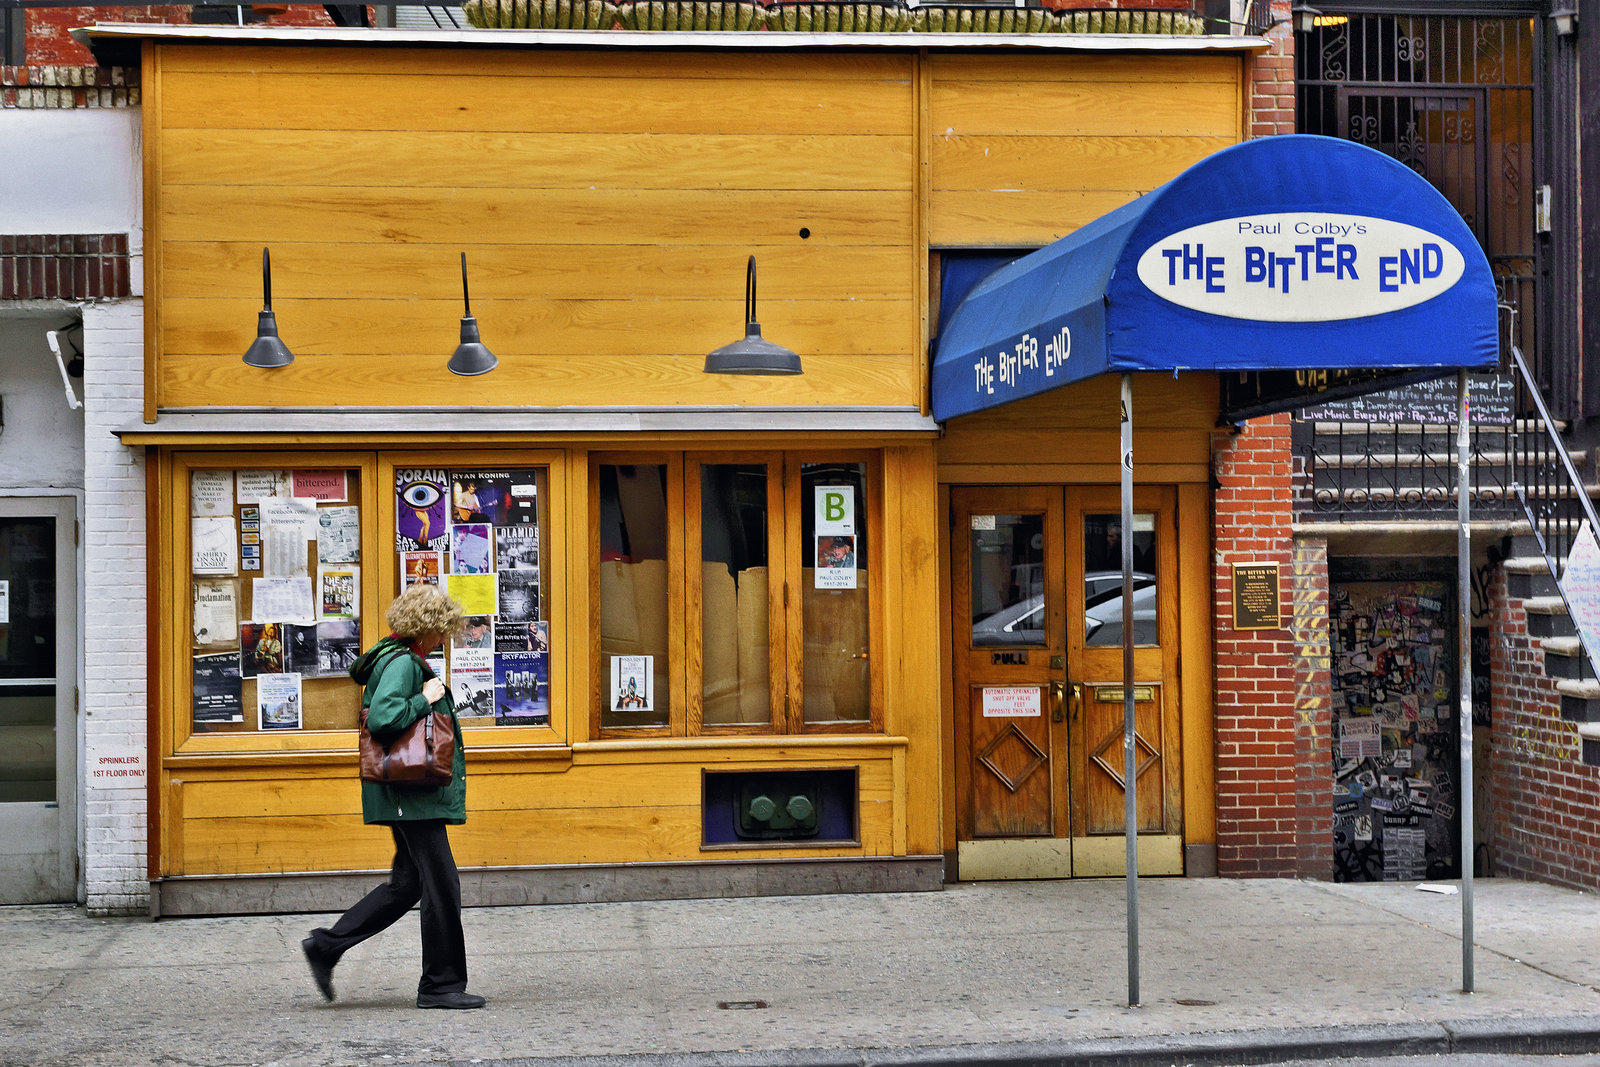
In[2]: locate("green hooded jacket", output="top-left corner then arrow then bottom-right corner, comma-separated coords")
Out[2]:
349,635 -> 467,825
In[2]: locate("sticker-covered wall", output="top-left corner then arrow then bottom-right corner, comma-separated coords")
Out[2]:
1330,581 -> 1460,882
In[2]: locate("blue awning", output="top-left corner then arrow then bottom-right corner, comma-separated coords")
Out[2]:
931,135 -> 1500,421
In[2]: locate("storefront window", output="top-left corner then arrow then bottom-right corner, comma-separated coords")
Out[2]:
394,466 -> 549,727
593,451 -> 878,737
189,468 -> 364,733
700,463 -> 772,728
970,513 -> 1045,647
801,463 -> 869,724
1082,512 -> 1157,646
599,463 -> 670,730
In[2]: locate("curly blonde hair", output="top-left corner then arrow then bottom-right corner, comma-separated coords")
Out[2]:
385,584 -> 465,640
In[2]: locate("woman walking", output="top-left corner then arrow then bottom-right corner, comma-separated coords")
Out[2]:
301,584 -> 486,1009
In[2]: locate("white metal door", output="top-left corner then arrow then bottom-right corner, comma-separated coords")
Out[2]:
0,496 -> 77,902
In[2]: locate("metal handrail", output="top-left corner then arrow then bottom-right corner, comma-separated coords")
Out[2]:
1509,342 -> 1600,566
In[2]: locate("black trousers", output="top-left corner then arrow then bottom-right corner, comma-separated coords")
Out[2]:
310,820 -> 468,995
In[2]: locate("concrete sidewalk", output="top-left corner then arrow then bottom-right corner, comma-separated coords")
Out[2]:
7,877 -> 1600,1067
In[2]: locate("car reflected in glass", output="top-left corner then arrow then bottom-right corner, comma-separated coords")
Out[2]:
972,572 -> 1156,647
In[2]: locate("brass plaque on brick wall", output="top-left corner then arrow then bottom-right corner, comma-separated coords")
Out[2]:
1231,562 -> 1282,631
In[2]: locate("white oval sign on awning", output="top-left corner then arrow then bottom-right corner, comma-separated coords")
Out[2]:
1134,212 -> 1467,322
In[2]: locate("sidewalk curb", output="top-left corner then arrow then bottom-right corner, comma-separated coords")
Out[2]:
425,1016 -> 1600,1067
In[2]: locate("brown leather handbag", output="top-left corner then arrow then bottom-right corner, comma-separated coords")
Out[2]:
358,653 -> 454,787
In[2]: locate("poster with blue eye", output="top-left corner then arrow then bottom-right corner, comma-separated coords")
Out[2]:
494,644 -> 549,726
395,468 -> 449,552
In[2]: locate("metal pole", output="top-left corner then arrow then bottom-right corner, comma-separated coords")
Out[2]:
1457,368 -> 1475,993
1121,373 -> 1140,1007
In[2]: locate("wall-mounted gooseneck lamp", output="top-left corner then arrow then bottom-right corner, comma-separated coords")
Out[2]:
704,255 -> 802,376
447,252 -> 498,376
242,247 -> 295,369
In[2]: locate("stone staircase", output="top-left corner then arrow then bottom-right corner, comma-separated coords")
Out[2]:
1506,535 -> 1600,767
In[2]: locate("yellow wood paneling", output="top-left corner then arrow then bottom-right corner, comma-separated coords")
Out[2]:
928,53 -> 1243,85
163,130 -> 914,190
158,353 -> 922,409
927,53 -> 1243,247
158,71 -> 914,136
161,242 -> 912,303
161,297 -> 912,357
928,79 -> 1238,139
165,753 -> 898,875
1177,481 -> 1217,847
158,187 -> 914,247
931,135 -> 1237,193
930,190 -> 1145,248
884,445 -> 942,856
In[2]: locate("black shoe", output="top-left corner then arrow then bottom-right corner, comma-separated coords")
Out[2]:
417,990 -> 486,1010
301,934 -> 336,1002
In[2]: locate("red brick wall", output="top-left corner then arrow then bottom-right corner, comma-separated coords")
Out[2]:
1211,413 -> 1301,876
1247,0 -> 1294,138
1488,569 -> 1600,889
24,4 -> 345,66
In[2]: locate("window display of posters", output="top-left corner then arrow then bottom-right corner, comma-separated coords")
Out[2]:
453,616 -> 493,650
252,577 -> 315,625
401,550 -> 445,589
191,470 -> 235,517
240,622 -> 286,678
193,579 -> 240,650
451,470 -> 538,527
445,573 -> 497,617
450,523 -> 493,575
284,623 -> 318,674
497,568 -> 539,625
396,468 -> 450,551
317,506 -> 360,564
450,646 -> 495,717
261,498 -> 317,562
610,654 -> 653,713
236,469 -> 290,505
424,650 -> 447,682
319,566 -> 359,621
257,672 -> 303,730
495,525 -> 539,571
192,652 -> 244,723
292,470 -> 348,502
192,516 -> 238,575
815,535 -> 857,590
494,646 -> 548,726
240,507 -> 261,573
315,619 -> 360,677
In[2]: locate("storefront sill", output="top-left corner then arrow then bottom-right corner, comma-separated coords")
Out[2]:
149,855 -> 945,917
570,735 -> 910,755
162,744 -> 576,771
118,406 -> 942,442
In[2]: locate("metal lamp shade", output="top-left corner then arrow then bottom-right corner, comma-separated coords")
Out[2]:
448,315 -> 498,376
704,323 -> 802,375
704,256 -> 803,375
243,308 -> 294,368
243,247 -> 294,368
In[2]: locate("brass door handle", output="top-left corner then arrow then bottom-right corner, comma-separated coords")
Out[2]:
1070,682 -> 1084,722
1050,680 -> 1066,722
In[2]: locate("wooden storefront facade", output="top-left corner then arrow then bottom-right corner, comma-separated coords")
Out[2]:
105,26 -> 1258,913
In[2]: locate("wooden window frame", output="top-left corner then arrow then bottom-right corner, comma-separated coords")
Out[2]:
591,449 -> 885,740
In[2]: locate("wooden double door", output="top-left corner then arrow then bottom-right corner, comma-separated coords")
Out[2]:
953,485 -> 1184,878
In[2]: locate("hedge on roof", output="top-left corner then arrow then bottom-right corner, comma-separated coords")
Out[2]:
459,0 -> 1205,34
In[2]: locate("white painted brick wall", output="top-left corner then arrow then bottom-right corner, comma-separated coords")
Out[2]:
81,299 -> 148,915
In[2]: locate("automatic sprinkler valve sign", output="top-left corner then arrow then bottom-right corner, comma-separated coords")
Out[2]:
1135,213 -> 1467,321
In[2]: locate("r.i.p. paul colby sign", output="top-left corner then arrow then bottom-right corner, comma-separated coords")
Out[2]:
929,135 -> 1499,422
